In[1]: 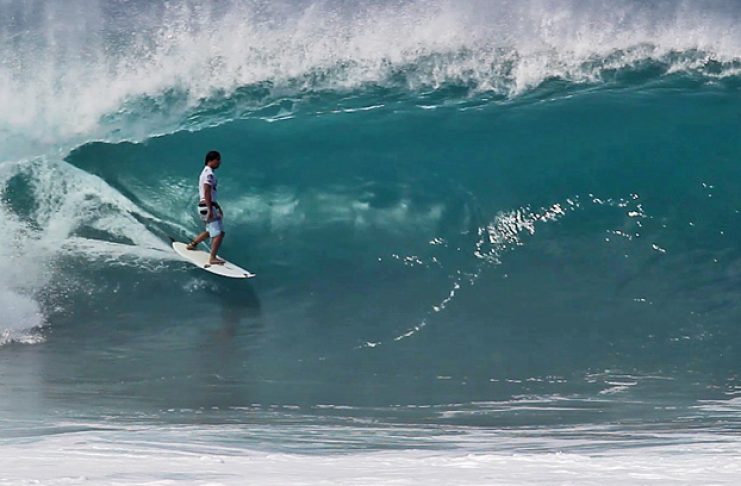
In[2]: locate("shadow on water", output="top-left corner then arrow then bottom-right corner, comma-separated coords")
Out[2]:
203,277 -> 263,342
172,277 -> 267,415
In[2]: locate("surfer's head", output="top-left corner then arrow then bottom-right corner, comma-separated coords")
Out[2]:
205,150 -> 221,168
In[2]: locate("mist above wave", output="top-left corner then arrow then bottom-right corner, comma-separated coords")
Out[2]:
1,0 -> 740,154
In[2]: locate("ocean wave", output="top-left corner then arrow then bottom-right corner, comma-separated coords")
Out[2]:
0,156 -> 172,345
2,0 -> 741,154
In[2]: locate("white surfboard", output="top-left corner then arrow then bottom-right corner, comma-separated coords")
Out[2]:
172,241 -> 255,279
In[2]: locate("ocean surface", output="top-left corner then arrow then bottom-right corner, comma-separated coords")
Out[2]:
1,1 -> 740,484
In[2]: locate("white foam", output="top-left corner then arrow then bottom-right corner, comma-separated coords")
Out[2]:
0,162 -> 49,344
0,428 -> 739,486
0,290 -> 44,346
0,157 -> 172,346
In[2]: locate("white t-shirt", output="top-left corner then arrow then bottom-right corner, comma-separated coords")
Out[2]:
199,166 -> 218,203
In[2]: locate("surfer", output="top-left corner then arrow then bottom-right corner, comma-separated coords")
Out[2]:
186,150 -> 225,265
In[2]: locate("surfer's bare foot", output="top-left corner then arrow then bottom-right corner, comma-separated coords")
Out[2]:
186,241 -> 198,250
209,258 -> 225,265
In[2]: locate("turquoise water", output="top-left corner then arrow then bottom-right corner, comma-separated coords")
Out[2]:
1,1 -> 740,477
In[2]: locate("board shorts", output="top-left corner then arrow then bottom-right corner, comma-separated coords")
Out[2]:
198,201 -> 224,237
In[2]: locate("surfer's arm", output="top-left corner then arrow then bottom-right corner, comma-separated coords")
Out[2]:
203,183 -> 214,219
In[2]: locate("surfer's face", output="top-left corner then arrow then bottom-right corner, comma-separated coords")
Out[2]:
211,158 -> 221,169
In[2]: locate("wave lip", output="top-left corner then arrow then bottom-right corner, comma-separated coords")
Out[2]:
3,0 -> 741,153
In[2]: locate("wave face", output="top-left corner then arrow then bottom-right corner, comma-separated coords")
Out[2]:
1,0 -> 740,459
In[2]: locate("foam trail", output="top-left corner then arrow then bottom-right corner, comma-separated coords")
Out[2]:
382,200 -> 578,345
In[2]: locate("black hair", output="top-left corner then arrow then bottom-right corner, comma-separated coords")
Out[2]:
204,150 -> 221,165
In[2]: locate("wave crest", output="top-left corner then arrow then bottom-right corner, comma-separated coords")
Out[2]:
2,0 -> 741,153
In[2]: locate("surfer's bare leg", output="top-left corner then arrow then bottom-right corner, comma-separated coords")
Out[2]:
187,231 -> 209,250
209,233 -> 225,265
